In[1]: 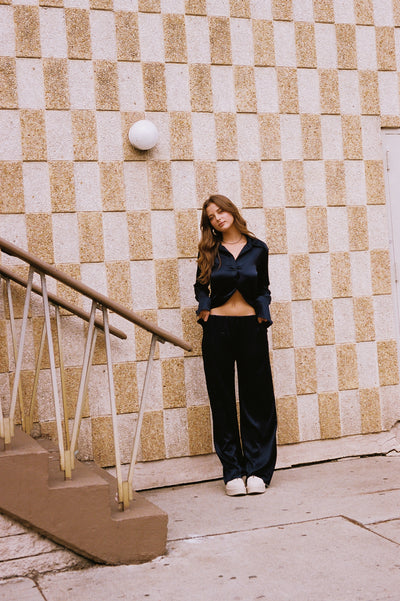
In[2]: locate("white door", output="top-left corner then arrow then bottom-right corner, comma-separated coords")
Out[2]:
382,130 -> 400,346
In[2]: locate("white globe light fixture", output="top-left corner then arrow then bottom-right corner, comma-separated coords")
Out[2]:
128,119 -> 159,150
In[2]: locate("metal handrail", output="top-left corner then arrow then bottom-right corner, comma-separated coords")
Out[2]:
0,237 -> 191,351
0,264 -> 127,340
0,236 -> 192,510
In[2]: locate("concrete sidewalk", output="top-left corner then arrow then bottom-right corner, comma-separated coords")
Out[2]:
1,455 -> 400,601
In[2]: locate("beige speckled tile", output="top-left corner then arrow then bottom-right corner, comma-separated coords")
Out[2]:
371,249 -> 392,295
319,69 -> 340,114
313,299 -> 335,345
284,161 -> 305,207
253,20 -> 275,67
94,61 -> 119,110
163,14 -> 187,63
194,161 -> 218,206
325,161 -> 346,206
0,57 -> 17,108
290,254 -> 311,300
265,207 -> 287,254
359,71 -> 380,115
336,343 -> 359,390
259,114 -> 281,160
336,24 -> 357,70
170,112 -> 194,160
185,0 -> 207,15
43,58 -> 70,110
116,11 -> 140,61
139,0 -> 161,11
276,395 -> 299,444
189,64 -> 212,112
331,252 -> 352,298
365,160 -> 386,204
20,109 -> 47,161
78,212 -> 105,263
342,115 -> 363,160
187,405 -> 212,455
209,16 -> 232,65
295,347 -> 317,395
377,340 -> 399,386
307,207 -> 328,253
155,258 -> 180,308
348,206 -> 368,251
175,209 -> 198,258
0,162 -> 24,213
313,0 -> 334,23
240,162 -> 263,208
354,296 -> 375,342
162,357 -> 186,409
376,26 -> 397,71
49,161 -> 76,213
127,211 -> 153,260
71,110 -> 98,161
215,113 -> 238,160
271,301 -> 293,348
26,213 -> 54,263
318,392 -> 341,438
301,115 -> 322,160
354,0 -> 374,25
14,6 -> 41,58
360,388 -> 382,433
295,22 -> 317,68
143,63 -> 167,111
106,261 -> 132,307
234,66 -> 257,113
65,9 -> 92,60
272,0 -> 292,21
148,161 -> 173,209
277,67 -> 299,114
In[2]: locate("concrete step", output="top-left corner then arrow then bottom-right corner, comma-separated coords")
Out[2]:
0,428 -> 167,564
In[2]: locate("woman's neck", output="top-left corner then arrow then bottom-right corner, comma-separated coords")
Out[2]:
222,228 -> 243,244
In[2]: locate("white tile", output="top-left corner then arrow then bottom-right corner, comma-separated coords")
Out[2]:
320,115 -> 343,160
184,356 -> 208,406
0,578 -> 45,601
372,0 -> 394,26
161,0 -> 185,12
124,163 -> 150,211
333,0 -> 355,23
136,360 -> 163,412
361,116 -> 383,160
230,18 -> 254,66
350,250 -> 372,296
339,389 -> 361,436
130,260 -> 157,311
333,297 -> 355,343
272,348 -> 296,397
171,163 -> 196,210
138,13 -> 165,62
255,67 -> 279,113
315,23 -> 338,68
373,294 -> 396,341
316,345 -> 338,392
90,11 -> 117,60
273,21 -> 296,67
292,300 -> 315,347
45,111 -> 74,161
206,0 -> 229,16
395,29 -> 400,71
178,257 -> 198,307
165,64 -> 191,112
292,0 -> 314,21
80,263 -> 107,300
309,253 -> 332,299
356,26 -> 377,70
16,59 -> 45,109
0,7 -> 16,55
380,384 -> 400,430
344,161 -> 367,206
96,112 -> 123,161
297,394 -> 321,441
164,408 -> 189,458
114,0 -> 138,9
185,16 -> 210,64
0,215 -> 27,255
52,213 -> 80,264
151,210 -> 177,258
242,208 -> 266,241
298,69 -> 320,114
158,309 -> 184,358
216,162 -> 241,207
211,66 -> 236,112
118,63 -> 145,112
378,72 -> 400,116
103,212 -> 130,261
192,113 -> 217,161
87,364 -> 111,417
74,163 -> 102,211
144,112 -> 170,161
22,163 -> 51,213
237,115 -> 260,161
280,115 -> 303,160
68,61 -> 95,109
338,70 -> 360,115
64,0 -> 89,7
39,7 -> 68,58
286,208 -> 308,253
367,205 -> 390,250
357,341 -> 379,388
269,254 -> 291,301
304,161 -> 327,206
261,161 -> 285,207
327,206 -> 349,251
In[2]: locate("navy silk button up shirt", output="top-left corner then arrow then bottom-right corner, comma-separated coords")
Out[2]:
194,236 -> 273,326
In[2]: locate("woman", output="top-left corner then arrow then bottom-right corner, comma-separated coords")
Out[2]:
194,195 -> 277,496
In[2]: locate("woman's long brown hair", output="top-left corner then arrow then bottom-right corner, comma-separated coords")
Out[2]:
197,195 -> 254,284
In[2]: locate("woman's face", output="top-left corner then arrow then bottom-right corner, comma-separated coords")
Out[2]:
206,202 -> 235,233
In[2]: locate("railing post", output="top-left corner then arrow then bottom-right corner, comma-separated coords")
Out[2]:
126,333 -> 160,504
6,279 -> 25,432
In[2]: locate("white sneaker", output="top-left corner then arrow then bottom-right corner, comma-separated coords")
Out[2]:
225,477 -> 246,496
246,475 -> 266,495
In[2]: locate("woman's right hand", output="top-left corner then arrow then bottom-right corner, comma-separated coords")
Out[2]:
199,310 -> 210,322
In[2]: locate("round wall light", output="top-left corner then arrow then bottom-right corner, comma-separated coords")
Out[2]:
128,119 -> 159,150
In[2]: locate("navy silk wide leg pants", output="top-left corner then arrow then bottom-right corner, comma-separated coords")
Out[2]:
201,315 -> 277,485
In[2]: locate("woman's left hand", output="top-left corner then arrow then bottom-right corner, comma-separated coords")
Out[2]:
257,317 -> 268,324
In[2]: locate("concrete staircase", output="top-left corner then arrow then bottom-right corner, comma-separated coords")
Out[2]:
0,427 -> 167,564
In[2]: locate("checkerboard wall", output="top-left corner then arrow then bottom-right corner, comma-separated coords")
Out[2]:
1,0 -> 400,480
